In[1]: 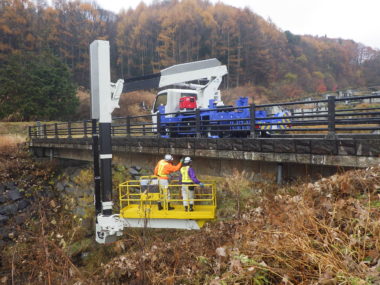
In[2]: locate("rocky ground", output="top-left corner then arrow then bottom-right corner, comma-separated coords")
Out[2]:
1,141 -> 380,284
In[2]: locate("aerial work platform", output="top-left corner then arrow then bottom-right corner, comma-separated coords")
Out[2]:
119,176 -> 216,230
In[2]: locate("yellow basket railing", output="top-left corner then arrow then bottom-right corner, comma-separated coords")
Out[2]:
119,176 -> 216,211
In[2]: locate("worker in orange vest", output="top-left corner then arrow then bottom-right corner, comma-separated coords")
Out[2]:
154,154 -> 183,210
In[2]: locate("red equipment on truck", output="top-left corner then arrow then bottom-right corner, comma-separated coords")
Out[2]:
179,96 -> 197,110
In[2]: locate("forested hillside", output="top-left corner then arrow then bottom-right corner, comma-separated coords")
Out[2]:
0,0 -> 379,120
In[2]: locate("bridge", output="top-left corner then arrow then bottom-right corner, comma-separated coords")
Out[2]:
29,94 -> 380,183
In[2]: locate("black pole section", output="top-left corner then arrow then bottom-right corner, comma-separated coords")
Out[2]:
92,119 -> 102,215
99,122 -> 113,216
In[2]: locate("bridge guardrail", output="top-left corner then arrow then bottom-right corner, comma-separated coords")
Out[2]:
29,94 -> 380,139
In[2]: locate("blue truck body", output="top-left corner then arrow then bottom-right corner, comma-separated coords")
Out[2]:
158,97 -> 290,138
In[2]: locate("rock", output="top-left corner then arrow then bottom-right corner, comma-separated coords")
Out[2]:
0,184 -> 5,193
0,195 -> 7,204
73,207 -> 86,217
64,167 -> 77,176
71,168 -> 82,180
0,203 -> 18,216
0,214 -> 9,224
17,199 -> 30,211
8,232 -> 16,239
56,182 -> 65,191
132,166 -> 142,172
23,174 -> 34,181
40,186 -> 55,198
64,186 -> 77,195
128,167 -> 140,175
7,189 -> 22,201
14,214 -> 26,225
0,227 -> 11,239
216,247 -> 227,257
5,182 -> 17,191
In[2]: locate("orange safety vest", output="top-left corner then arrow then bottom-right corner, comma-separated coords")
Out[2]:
154,159 -> 182,180
157,160 -> 169,179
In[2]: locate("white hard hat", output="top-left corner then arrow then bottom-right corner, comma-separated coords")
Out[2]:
164,154 -> 173,161
184,157 -> 192,164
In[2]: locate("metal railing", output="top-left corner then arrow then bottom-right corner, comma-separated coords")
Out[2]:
29,94 -> 380,139
119,176 -> 216,213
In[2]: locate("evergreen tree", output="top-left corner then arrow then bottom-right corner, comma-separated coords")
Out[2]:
0,51 -> 78,121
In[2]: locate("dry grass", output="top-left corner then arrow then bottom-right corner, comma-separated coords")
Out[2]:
288,122 -> 379,135
99,168 -> 380,284
0,134 -> 25,152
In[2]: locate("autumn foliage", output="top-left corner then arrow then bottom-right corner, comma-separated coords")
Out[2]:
0,0 -> 380,121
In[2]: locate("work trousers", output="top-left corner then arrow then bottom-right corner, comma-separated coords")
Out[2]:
158,179 -> 170,200
181,185 -> 194,206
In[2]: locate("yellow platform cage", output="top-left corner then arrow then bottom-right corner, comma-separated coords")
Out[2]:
119,176 -> 217,229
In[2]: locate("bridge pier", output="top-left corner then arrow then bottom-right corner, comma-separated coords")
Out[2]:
276,163 -> 283,185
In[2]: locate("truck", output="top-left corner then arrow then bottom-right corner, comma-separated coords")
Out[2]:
145,58 -> 290,138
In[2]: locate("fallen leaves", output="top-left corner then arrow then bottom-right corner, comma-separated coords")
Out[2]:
97,167 -> 380,284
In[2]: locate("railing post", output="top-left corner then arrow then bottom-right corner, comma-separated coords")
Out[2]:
43,124 -> 47,139
156,113 -> 161,138
84,121 -> 88,138
195,109 -> 201,138
126,116 -> 131,137
36,121 -> 41,138
54,123 -> 58,139
250,103 -> 256,138
28,126 -> 32,138
326,95 -> 336,139
143,123 -> 146,136
68,121 -> 72,138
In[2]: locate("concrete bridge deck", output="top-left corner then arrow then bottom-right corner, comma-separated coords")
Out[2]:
29,136 -> 380,182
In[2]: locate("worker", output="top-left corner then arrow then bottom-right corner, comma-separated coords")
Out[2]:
179,157 -> 204,211
154,154 -> 182,210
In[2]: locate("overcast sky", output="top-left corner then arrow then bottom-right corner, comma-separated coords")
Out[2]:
93,0 -> 380,49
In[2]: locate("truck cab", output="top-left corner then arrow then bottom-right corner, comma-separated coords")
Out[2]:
152,89 -> 198,114
151,89 -> 198,127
